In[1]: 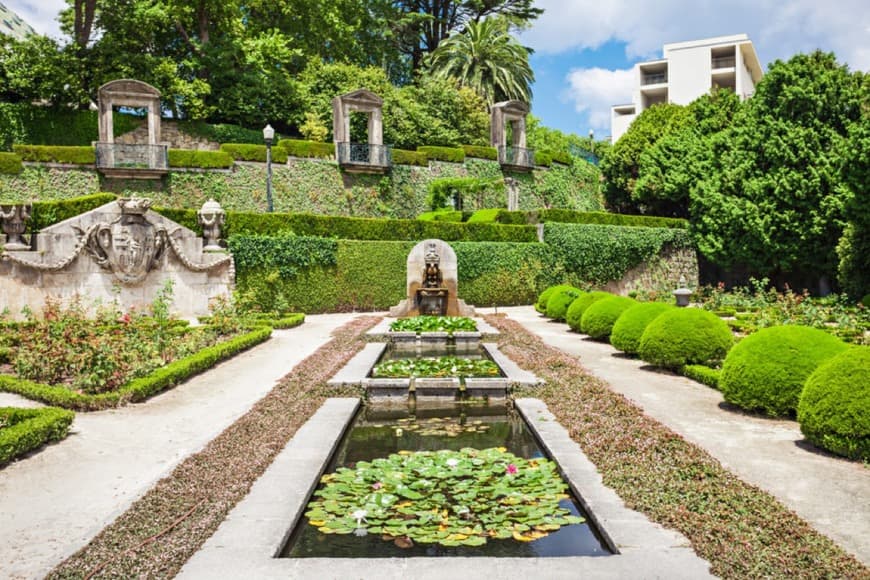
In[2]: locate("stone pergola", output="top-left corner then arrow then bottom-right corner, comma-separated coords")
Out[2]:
332,89 -> 390,173
490,100 -> 534,171
96,79 -> 168,178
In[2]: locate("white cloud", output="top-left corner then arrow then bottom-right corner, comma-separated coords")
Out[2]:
563,67 -> 634,134
526,0 -> 869,136
3,0 -> 67,40
524,0 -> 870,69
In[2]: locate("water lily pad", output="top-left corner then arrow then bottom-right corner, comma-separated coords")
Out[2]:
304,447 -> 584,548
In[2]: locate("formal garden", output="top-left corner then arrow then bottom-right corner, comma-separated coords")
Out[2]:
1,1 -> 869,578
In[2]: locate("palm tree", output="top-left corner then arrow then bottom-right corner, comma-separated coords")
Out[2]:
428,17 -> 534,106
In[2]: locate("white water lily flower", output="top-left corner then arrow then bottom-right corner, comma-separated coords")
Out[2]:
445,458 -> 459,468
351,509 -> 368,527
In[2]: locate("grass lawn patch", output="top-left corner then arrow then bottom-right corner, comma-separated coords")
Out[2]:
488,315 -> 866,579
48,316 -> 377,578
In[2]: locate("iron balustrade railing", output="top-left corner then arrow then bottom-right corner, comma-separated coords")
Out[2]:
711,56 -> 736,69
498,145 -> 535,169
641,73 -> 668,85
95,142 -> 168,170
335,142 -> 391,167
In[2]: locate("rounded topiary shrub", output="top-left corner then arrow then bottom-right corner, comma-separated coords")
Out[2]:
798,347 -> 870,460
546,287 -> 584,321
566,291 -> 612,332
579,295 -> 637,340
639,308 -> 733,368
719,326 -> 849,417
536,284 -> 576,314
610,302 -> 674,354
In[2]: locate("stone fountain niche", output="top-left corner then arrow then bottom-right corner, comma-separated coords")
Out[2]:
389,239 -> 474,318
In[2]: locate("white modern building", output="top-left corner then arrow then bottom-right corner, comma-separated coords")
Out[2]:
0,2 -> 35,40
611,34 -> 763,142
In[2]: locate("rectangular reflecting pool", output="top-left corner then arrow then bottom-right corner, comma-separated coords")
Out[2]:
281,402 -> 613,558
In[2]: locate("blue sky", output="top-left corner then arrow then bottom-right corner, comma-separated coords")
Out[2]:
5,0 -> 870,139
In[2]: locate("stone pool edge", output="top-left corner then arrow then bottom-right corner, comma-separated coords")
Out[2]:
178,397 -> 713,579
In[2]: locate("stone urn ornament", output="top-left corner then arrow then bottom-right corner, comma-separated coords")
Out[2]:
0,203 -> 32,250
197,198 -> 226,252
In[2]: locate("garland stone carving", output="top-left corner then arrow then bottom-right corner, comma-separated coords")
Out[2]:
79,197 -> 168,285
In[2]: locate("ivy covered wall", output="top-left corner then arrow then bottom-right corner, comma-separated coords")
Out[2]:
0,157 -> 603,218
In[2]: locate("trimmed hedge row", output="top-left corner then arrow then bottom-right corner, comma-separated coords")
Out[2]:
0,326 -> 272,411
0,406 -> 75,465
219,143 -> 288,164
168,149 -> 234,169
392,148 -> 429,166
0,152 -> 23,175
462,145 -> 498,160
417,145 -> 465,163
13,145 -> 95,165
156,207 -> 537,243
30,193 -> 118,231
681,364 -> 722,389
534,151 -> 553,167
490,208 -> 687,229
277,139 -> 335,159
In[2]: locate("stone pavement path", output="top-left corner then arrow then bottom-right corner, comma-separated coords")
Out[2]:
0,313 -> 359,579
493,306 -> 870,566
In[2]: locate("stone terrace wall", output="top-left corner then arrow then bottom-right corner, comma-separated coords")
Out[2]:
605,245 -> 699,296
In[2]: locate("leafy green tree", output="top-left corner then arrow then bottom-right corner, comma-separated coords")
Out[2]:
633,89 -> 741,217
428,16 -> 533,105
599,103 -> 690,213
690,51 -> 864,290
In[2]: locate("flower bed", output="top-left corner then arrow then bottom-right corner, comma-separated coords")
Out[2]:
0,299 -> 273,410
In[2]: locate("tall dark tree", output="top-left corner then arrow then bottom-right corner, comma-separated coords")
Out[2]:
690,51 -> 865,291
391,0 -> 542,71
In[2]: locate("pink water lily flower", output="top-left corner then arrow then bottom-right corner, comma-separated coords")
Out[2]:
372,482 -> 383,490
506,463 -> 518,475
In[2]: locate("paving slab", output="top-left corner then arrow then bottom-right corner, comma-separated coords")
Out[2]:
0,313 -> 360,579
493,305 -> 870,565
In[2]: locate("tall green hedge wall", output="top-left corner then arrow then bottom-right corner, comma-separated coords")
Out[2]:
0,157 -> 603,218
229,228 -> 679,312
543,222 -> 693,284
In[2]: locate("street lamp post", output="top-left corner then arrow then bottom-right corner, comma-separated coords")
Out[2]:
263,124 -> 275,212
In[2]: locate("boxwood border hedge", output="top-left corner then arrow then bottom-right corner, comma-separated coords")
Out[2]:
0,406 -> 75,466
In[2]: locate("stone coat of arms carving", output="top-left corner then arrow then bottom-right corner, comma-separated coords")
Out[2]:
82,198 -> 168,284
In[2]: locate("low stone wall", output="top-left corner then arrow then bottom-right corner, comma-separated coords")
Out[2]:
0,200 -> 233,319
